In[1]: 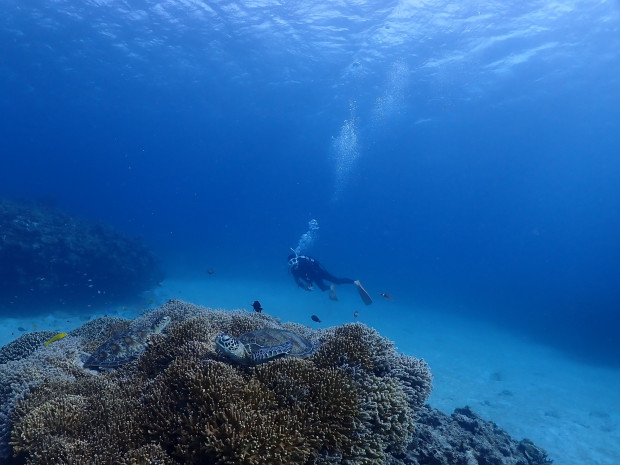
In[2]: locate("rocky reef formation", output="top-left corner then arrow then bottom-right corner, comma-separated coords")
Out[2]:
0,198 -> 162,310
405,405 -> 552,465
0,300 -> 550,465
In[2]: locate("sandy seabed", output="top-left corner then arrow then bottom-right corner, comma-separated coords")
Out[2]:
1,274 -> 619,465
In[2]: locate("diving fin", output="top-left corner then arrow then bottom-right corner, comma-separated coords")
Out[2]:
329,284 -> 338,301
354,280 -> 373,305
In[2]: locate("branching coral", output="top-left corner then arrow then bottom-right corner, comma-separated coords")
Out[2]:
390,353 -> 433,411
0,331 -> 58,364
6,300 -> 433,465
254,358 -> 360,457
141,356 -> 352,464
177,365 -> 314,464
312,323 -> 378,371
311,322 -> 407,375
355,373 -> 416,457
0,333 -> 87,461
312,323 -> 433,412
11,375 -> 146,465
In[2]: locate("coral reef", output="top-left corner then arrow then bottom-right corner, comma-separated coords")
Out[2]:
402,405 -> 552,465
0,300 -> 550,465
0,335 -> 87,461
3,300 -> 431,465
0,316 -> 136,461
312,323 -> 433,413
0,198 -> 162,310
67,316 -> 131,353
0,331 -> 59,364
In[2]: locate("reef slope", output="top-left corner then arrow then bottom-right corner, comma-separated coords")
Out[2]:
0,300 -> 550,464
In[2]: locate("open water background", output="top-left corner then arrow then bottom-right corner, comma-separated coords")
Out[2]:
1,0 -> 619,366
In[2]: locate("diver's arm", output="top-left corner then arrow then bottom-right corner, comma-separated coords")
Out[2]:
294,274 -> 313,291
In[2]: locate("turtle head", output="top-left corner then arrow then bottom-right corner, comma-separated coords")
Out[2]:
215,333 -> 238,352
215,333 -> 248,364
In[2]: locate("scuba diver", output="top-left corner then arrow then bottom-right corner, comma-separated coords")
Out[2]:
287,250 -> 373,305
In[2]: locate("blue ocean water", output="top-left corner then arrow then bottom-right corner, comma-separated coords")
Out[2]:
1,0 -> 619,371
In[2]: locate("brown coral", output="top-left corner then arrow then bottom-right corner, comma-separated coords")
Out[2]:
141,355 -> 360,464
312,322 -> 403,376
254,358 -> 360,457
355,373 -> 417,457
11,374 -> 149,465
312,323 -> 378,371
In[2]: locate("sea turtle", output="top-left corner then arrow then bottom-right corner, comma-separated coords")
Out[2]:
83,315 -> 171,369
215,328 -> 319,366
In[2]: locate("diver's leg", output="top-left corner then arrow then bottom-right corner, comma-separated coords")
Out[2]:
314,262 -> 354,286
314,279 -> 330,292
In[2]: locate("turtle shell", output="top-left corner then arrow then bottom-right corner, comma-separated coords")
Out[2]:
238,328 -> 319,359
84,316 -> 170,369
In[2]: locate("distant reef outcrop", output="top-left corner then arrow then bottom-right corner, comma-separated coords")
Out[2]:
0,198 -> 162,310
0,300 -> 551,465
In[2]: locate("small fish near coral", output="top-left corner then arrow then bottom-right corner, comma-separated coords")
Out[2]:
353,310 -> 359,318
44,333 -> 68,346
252,300 -> 263,313
379,292 -> 393,301
311,314 -> 321,323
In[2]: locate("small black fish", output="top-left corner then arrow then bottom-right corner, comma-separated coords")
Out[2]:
17,327 -> 26,332
379,293 -> 393,301
252,300 -> 263,313
311,314 -> 321,323
353,311 -> 359,318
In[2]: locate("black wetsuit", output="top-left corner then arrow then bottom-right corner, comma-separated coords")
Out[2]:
288,255 -> 354,291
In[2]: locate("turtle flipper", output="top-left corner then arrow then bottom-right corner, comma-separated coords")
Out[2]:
251,341 -> 294,365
